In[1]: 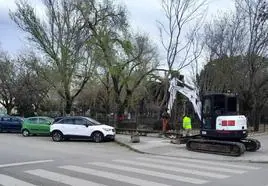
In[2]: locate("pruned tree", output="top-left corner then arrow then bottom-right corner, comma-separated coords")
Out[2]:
10,0 -> 96,114
157,0 -> 207,107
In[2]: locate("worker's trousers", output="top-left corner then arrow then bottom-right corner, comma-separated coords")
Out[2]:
162,118 -> 168,134
183,129 -> 192,137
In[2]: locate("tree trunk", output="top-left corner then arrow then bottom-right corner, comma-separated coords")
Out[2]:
105,73 -> 111,124
253,108 -> 261,132
6,105 -> 13,115
65,99 -> 73,115
253,114 -> 260,132
250,105 -> 261,132
115,89 -> 132,128
160,77 -> 169,108
116,102 -> 125,128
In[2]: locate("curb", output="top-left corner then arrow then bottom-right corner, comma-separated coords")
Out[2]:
115,138 -> 268,164
248,132 -> 268,137
114,139 -> 147,154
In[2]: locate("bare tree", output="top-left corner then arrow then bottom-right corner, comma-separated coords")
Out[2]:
201,0 -> 268,131
234,0 -> 268,131
157,0 -> 207,107
204,11 -> 246,60
201,12 -> 247,93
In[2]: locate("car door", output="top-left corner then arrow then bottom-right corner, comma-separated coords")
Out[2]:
38,118 -> 51,134
0,117 -> 3,131
27,118 -> 39,133
73,118 -> 92,137
11,117 -> 22,132
58,118 -> 76,136
1,117 -> 13,131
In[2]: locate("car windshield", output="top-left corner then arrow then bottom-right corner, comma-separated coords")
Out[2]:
86,117 -> 102,125
43,117 -> 54,122
15,117 -> 24,121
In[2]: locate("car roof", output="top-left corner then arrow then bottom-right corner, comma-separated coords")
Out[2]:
1,115 -> 21,118
26,116 -> 53,119
58,116 -> 87,118
0,116 -> 24,121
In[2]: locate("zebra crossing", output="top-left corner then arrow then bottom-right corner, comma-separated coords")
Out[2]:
0,156 -> 262,186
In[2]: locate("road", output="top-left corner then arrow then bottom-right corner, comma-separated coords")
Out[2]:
0,133 -> 267,186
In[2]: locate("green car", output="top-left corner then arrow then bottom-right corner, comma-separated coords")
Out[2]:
21,116 -> 53,137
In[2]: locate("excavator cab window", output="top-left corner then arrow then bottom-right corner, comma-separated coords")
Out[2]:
202,98 -> 212,129
202,94 -> 228,130
203,99 -> 211,114
227,97 -> 237,115
201,94 -> 239,131
214,95 -> 225,115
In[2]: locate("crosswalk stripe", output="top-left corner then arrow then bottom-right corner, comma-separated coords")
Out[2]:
0,160 -> 53,168
60,165 -> 171,186
152,156 -> 260,170
137,157 -> 246,174
89,162 -> 208,185
113,160 -> 229,179
0,174 -> 36,186
25,169 -> 106,186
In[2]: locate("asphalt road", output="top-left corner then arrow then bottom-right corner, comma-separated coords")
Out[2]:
0,133 -> 268,186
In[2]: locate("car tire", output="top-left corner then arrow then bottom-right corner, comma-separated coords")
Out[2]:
52,131 -> 63,142
92,131 -> 104,143
22,129 -> 30,137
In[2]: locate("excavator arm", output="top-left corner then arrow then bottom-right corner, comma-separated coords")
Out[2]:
167,77 -> 202,121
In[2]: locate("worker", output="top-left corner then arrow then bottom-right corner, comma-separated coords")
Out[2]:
183,114 -> 192,136
161,107 -> 170,136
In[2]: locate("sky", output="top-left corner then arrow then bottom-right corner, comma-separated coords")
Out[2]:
0,0 -> 235,64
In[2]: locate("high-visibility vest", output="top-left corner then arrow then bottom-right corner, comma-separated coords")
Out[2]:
183,116 -> 192,129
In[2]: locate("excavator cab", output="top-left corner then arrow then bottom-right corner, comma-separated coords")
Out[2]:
200,93 -> 247,140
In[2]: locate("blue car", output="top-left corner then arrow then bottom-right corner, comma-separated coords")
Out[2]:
0,116 -> 24,133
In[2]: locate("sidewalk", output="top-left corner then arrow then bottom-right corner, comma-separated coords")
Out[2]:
115,132 -> 268,163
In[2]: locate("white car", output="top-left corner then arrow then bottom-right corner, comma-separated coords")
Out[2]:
50,116 -> 115,142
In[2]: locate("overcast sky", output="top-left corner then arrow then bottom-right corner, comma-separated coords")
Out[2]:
0,0 -> 234,56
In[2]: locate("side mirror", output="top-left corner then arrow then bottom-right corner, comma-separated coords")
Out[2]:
84,124 -> 89,127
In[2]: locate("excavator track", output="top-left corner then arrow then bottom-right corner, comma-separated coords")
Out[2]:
240,138 -> 261,152
186,139 -> 246,156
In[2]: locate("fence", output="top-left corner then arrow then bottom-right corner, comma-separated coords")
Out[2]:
91,112 -> 267,135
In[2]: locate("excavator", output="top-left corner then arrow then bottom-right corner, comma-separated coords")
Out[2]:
167,77 -> 261,156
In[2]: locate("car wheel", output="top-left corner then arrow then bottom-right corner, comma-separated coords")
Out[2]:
52,131 -> 63,142
92,132 -> 104,143
22,129 -> 30,137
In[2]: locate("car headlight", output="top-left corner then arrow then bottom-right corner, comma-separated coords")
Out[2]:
103,128 -> 113,131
